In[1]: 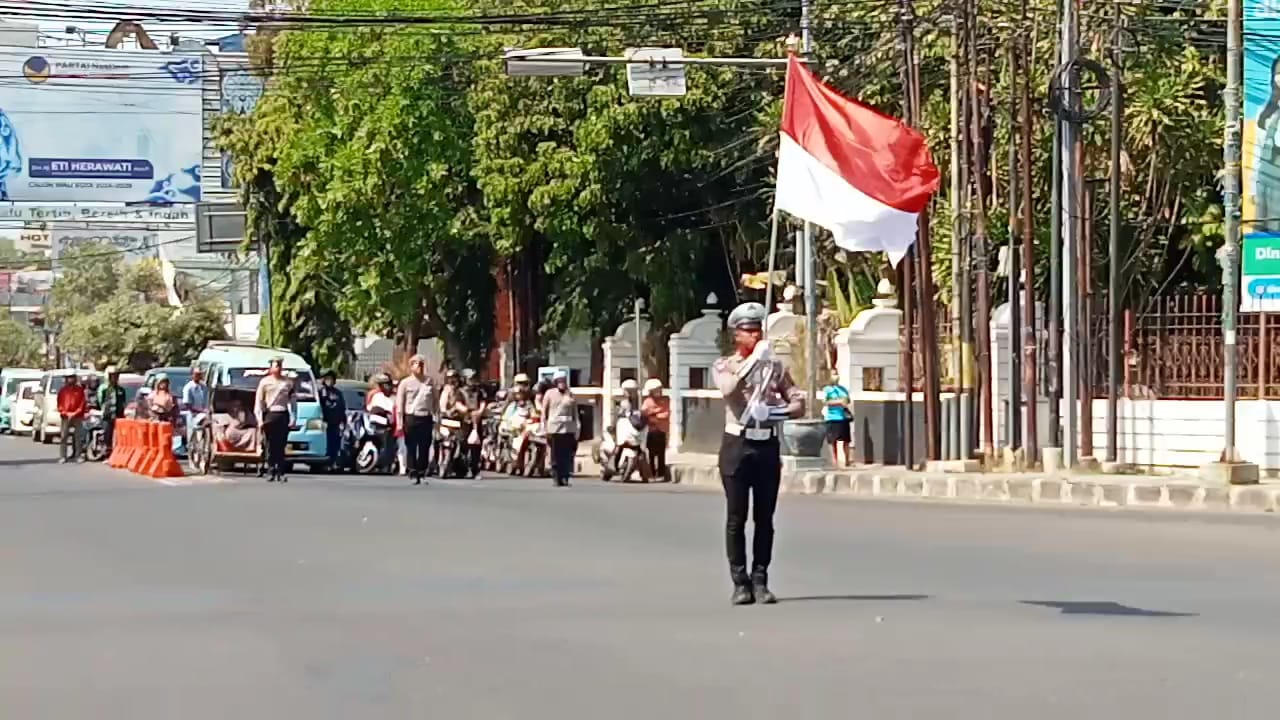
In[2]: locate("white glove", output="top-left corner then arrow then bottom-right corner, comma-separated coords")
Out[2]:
747,400 -> 770,423
736,340 -> 773,379
749,340 -> 772,366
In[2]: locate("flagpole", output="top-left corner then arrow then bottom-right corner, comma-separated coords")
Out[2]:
800,0 -> 820,419
764,207 -> 780,337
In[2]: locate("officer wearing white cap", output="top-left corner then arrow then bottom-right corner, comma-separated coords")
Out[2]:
712,301 -> 805,605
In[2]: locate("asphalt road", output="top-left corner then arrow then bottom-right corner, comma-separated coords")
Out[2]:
2,437 -> 1279,719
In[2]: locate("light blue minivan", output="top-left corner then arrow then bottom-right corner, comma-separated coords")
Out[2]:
194,342 -> 329,471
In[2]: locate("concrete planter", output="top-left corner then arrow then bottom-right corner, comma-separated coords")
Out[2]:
781,418 -> 826,457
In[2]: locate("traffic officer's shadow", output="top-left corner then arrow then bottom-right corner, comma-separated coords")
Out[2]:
1020,600 -> 1197,617
776,594 -> 930,603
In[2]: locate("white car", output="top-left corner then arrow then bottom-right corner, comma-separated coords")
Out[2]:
10,380 -> 41,435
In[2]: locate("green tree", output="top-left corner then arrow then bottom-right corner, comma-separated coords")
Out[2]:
50,245 -> 228,371
468,0 -> 785,366
0,317 -> 44,368
220,0 -> 494,368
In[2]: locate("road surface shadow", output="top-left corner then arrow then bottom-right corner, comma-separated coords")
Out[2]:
1021,600 -> 1197,617
777,594 -> 931,604
0,457 -> 63,467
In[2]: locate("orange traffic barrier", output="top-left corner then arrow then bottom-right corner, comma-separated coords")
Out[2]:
150,423 -> 185,478
105,418 -> 185,480
144,423 -> 164,477
107,418 -> 133,469
126,420 -> 146,474
106,420 -> 123,467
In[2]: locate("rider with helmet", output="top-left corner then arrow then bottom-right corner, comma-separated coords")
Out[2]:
461,369 -> 488,477
365,373 -> 398,467
612,378 -> 651,481
439,369 -> 465,418
641,378 -> 671,481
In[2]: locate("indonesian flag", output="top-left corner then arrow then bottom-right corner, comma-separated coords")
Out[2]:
775,57 -> 940,266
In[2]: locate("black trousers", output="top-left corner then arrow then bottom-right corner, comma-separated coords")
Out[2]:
404,415 -> 433,478
262,411 -> 291,475
718,433 -> 781,579
549,433 -> 577,482
103,417 -> 118,451
325,422 -> 343,465
647,430 -> 668,479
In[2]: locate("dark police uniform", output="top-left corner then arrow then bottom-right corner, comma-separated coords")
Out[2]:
317,372 -> 347,468
713,302 -> 806,605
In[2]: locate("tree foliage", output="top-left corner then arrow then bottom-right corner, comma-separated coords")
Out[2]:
219,0 -> 1231,370
222,0 -> 493,369
0,317 -> 44,368
50,244 -> 228,371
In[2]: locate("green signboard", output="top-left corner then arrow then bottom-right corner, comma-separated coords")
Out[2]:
1242,235 -> 1280,312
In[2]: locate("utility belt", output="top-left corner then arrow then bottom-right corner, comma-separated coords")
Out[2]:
723,422 -> 778,443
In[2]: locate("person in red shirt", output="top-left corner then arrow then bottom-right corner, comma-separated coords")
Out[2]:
56,374 -> 89,463
641,378 -> 672,482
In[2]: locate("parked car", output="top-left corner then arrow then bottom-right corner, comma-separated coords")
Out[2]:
10,380 -> 41,435
0,367 -> 43,433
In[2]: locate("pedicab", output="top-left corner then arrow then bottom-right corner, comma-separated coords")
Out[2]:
187,385 -> 263,475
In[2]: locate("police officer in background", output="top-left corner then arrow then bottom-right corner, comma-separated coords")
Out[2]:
713,302 -> 806,606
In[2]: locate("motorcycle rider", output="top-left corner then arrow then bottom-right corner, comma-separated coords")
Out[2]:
84,373 -> 102,411
365,373 -> 398,470
461,369 -> 488,477
642,378 -> 672,481
317,369 -> 347,470
97,366 -> 127,454
499,383 -> 533,472
611,378 -> 651,481
438,369 -> 463,418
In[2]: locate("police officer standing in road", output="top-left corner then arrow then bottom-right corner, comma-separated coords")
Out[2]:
713,302 -> 806,605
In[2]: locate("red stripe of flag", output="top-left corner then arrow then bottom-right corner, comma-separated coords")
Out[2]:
780,56 -> 940,214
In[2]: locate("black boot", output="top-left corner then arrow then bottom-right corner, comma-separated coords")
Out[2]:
751,567 -> 777,605
730,565 -> 755,606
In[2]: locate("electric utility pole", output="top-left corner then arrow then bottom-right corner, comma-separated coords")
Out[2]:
1059,0 -> 1080,468
1203,0 -> 1260,483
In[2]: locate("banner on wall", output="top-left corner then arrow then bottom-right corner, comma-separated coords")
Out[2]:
0,46 -> 203,203
1245,1 -> 1280,232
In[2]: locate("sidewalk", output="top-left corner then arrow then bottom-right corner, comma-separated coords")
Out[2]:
670,453 -> 1280,514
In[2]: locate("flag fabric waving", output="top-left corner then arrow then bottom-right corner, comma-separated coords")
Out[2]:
775,56 -> 941,265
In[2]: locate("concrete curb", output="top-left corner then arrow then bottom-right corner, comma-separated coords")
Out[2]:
670,466 -> 1280,514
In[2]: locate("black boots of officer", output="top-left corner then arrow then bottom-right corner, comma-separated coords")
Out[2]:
730,565 -> 777,606
730,566 -> 754,605
751,566 -> 777,604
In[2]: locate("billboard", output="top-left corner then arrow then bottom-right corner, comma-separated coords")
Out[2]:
50,227 -> 163,263
1245,1 -> 1280,236
0,46 -> 203,204
218,65 -> 262,190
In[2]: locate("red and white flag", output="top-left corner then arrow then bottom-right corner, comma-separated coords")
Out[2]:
775,57 -> 940,265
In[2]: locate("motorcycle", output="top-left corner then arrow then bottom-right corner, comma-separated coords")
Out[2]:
84,410 -> 110,462
435,416 -> 468,478
600,410 -> 647,483
511,413 -> 549,478
354,412 -> 398,474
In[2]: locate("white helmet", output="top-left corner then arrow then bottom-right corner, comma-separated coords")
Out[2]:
643,378 -> 664,393
620,379 -> 639,392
